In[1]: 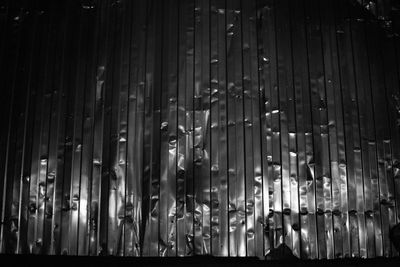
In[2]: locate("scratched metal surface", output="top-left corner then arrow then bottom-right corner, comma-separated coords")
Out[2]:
0,0 -> 400,259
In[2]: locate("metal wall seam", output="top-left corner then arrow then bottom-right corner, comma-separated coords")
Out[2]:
290,0 -> 311,259
69,3 -> 89,255
366,17 -> 386,257
141,0 -> 151,252
177,0 -> 188,257
348,12 -> 367,260
159,0 -> 170,257
89,0 -> 109,256
193,0 -> 210,255
256,0 -> 267,258
218,0 -> 229,256
183,0 -> 195,256
276,0 -> 296,258
248,0 -> 263,258
116,0 -> 130,256
98,0 -> 117,255
308,0 -> 332,258
379,24 -> 396,260
135,0 -> 147,256
193,0 -> 202,255
79,2 -> 99,256
209,0 -> 220,256
333,0 -> 352,258
226,0 -> 244,256
45,2 -> 69,255
7,0 -> 33,254
124,0 -> 134,256
380,23 -> 400,257
2,0 -> 24,254
304,0 -> 319,259
142,0 -> 161,256
18,0 -> 40,255
0,0 -> 10,253
242,0 -> 257,257
235,0 -> 245,257
256,0 -> 275,257
48,2 -> 69,256
287,1 -> 301,259
106,0 -> 124,255
226,0 -> 236,255
59,4 -> 79,255
150,0 -> 163,256
317,0 -> 335,259
202,0 -> 211,255
6,1 -> 22,252
40,2 -> 56,254
242,0 -> 255,257
360,15 -> 380,256
350,12 -> 374,258
270,0 -> 284,256
0,0 -> 24,254
339,8 -> 361,259
167,0 -> 179,256
127,0 -> 147,257
28,4 -> 56,254
376,22 -> 394,258
395,27 -> 400,246
320,0 -> 343,258
335,0 -> 357,258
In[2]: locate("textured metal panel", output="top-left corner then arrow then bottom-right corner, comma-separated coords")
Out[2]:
0,0 -> 400,259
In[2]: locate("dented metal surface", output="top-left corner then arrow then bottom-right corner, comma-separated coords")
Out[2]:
0,0 -> 400,259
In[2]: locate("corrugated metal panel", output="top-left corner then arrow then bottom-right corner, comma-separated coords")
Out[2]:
0,0 -> 399,259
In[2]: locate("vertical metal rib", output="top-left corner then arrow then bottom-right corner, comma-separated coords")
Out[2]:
28,4 -> 55,254
321,0 -> 350,258
80,0 -> 100,256
216,0 -> 228,256
6,0 -> 32,254
183,0 -> 195,256
123,0 -> 133,255
276,0 -> 297,258
380,20 -> 400,257
59,4 -> 79,255
209,0 -> 220,256
177,0 -> 189,256
256,0 -> 278,257
107,0 -> 124,255
303,0 -> 319,259
0,0 -> 10,253
98,0 -> 117,255
290,0 -> 313,259
18,0 -> 40,254
336,0 -> 361,258
89,0 -> 109,256
115,0 -> 130,256
243,2 -> 256,253
46,2 -> 70,255
0,0 -> 25,254
350,12 -> 374,258
366,13 -> 391,258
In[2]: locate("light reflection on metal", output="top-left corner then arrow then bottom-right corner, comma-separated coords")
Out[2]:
0,0 -> 400,260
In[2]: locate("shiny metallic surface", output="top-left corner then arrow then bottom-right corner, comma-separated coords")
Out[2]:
0,0 -> 400,259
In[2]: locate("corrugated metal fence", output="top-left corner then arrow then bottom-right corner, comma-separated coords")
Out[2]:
0,0 -> 400,259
